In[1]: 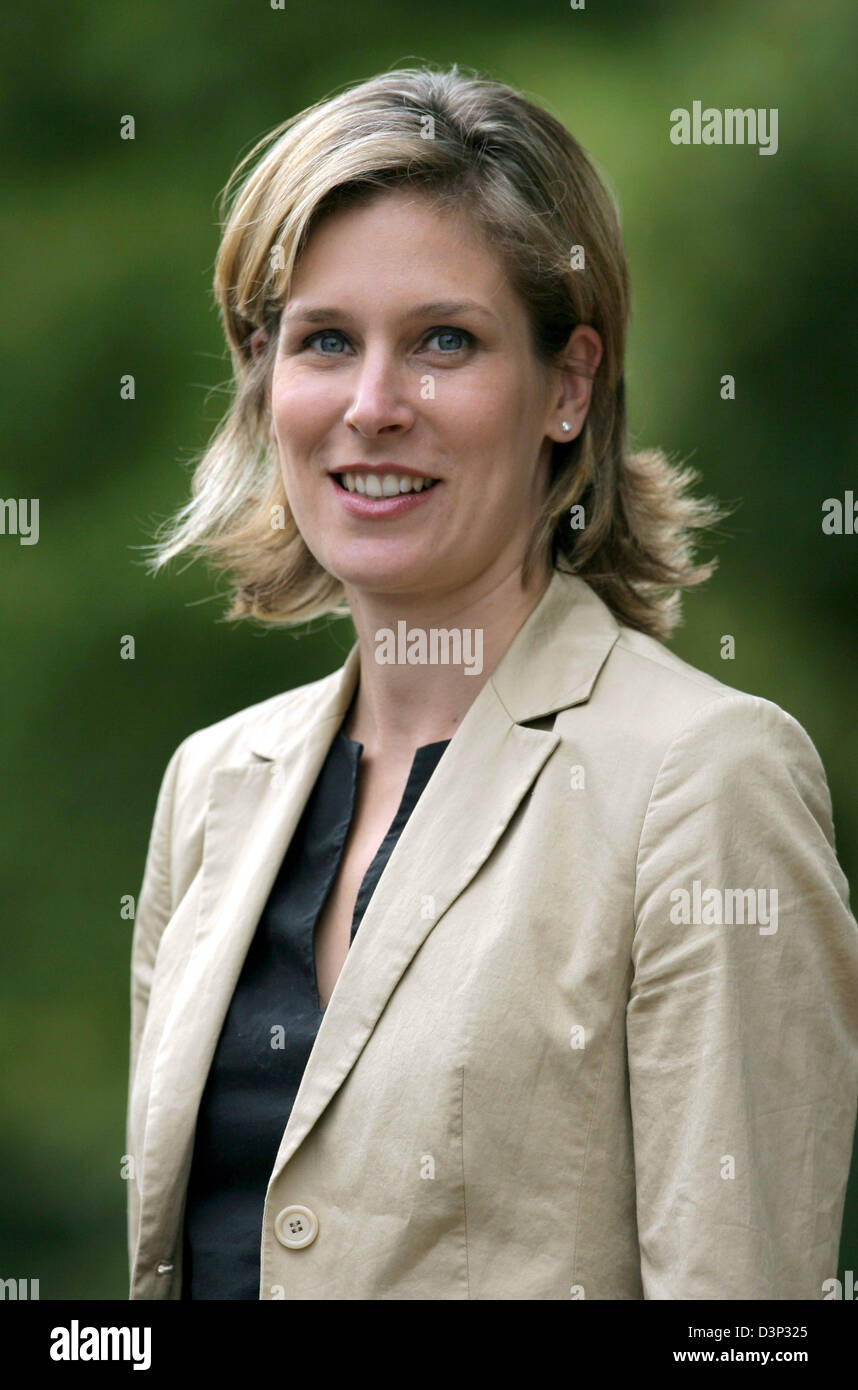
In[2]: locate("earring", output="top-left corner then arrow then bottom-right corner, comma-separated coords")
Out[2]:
561,420 -> 572,432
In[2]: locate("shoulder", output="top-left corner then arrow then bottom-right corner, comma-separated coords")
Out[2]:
162,664 -> 343,805
185,666 -> 340,753
607,623 -> 743,717
602,623 -> 824,775
602,630 -> 839,868
569,615 -> 837,857
544,575 -> 819,777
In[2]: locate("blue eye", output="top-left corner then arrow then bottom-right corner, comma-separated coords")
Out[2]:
427,328 -> 473,352
305,330 -> 347,354
301,326 -> 474,355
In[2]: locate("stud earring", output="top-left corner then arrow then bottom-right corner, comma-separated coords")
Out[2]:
561,420 -> 572,432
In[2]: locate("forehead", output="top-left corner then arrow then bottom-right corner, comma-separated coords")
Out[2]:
286,187 -> 517,314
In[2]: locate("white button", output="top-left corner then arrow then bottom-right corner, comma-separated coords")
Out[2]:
274,1204 -> 319,1249
156,1262 -> 174,1275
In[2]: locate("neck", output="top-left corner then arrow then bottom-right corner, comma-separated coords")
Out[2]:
340,560 -> 552,761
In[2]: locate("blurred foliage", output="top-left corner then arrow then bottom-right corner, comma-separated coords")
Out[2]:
1,0 -> 856,1298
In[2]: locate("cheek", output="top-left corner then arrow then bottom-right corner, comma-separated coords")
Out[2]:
440,369 -> 539,472
452,387 -> 545,523
440,362 -> 536,441
270,371 -> 335,446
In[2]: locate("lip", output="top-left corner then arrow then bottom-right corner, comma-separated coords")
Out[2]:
328,463 -> 438,481
328,473 -> 441,518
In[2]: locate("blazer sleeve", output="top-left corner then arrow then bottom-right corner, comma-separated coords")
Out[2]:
628,691 -> 858,1299
125,739 -> 185,1276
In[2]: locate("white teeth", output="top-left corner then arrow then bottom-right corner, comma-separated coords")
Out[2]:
337,473 -> 437,495
381,473 -> 402,497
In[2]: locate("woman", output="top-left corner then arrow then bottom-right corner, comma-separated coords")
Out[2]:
127,64 -> 858,1300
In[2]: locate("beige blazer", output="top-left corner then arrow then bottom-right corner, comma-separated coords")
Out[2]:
127,569 -> 858,1300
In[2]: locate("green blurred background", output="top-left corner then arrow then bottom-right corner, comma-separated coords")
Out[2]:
2,0 -> 856,1298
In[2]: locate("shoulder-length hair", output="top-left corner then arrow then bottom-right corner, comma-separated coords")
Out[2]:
145,63 -> 725,640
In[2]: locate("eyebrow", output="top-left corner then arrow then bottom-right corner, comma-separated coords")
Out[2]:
282,299 -> 498,325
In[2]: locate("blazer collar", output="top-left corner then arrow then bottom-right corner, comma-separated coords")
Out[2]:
246,568 -> 620,763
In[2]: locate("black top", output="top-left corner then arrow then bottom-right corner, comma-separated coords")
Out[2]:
181,726 -> 450,1300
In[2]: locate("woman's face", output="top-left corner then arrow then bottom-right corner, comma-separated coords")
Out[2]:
268,188 -> 585,603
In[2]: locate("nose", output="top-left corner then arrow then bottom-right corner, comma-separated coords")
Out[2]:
343,347 -> 415,437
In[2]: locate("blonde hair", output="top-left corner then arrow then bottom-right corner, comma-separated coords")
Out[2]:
145,62 -> 725,639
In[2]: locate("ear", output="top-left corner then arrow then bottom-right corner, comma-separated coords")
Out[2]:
247,326 -> 276,424
248,326 -> 268,362
544,325 -> 604,444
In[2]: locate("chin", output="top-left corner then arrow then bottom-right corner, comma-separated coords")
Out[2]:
327,556 -> 446,597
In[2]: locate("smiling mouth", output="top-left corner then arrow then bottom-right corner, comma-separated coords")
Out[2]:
333,472 -> 440,496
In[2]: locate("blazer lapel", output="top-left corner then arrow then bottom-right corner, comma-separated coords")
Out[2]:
136,644 -> 362,1268
268,677 -> 561,1181
267,570 -> 620,1178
